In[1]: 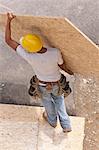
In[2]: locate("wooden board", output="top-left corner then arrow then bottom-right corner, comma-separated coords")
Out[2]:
0,104 -> 85,150
0,14 -> 99,76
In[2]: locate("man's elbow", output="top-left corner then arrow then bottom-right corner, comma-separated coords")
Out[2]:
58,63 -> 65,70
5,38 -> 11,45
5,37 -> 10,43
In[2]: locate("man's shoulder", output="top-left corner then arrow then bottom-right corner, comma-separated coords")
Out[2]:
47,47 -> 59,52
16,44 -> 24,52
16,45 -> 34,58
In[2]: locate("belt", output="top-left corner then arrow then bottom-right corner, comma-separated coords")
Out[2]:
39,80 -> 59,84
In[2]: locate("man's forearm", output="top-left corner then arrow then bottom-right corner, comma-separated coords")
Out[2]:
5,13 -> 19,50
5,19 -> 12,42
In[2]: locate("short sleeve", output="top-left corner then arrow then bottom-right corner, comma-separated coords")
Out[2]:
57,49 -> 63,65
16,45 -> 32,65
16,45 -> 26,57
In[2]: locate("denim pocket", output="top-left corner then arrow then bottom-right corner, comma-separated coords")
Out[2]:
38,85 -> 47,94
52,85 -> 60,96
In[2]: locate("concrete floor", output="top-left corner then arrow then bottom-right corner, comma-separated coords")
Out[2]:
0,104 -> 85,150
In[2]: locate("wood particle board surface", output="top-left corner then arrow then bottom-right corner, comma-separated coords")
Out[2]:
0,14 -> 99,76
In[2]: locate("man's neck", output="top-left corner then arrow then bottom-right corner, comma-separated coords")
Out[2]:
37,47 -> 47,53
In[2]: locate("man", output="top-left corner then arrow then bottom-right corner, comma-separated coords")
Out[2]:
5,13 -> 74,132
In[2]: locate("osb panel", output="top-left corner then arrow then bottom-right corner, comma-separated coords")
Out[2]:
0,14 -> 99,76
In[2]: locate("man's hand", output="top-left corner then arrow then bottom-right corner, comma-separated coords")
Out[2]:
7,12 -> 16,22
58,63 -> 74,75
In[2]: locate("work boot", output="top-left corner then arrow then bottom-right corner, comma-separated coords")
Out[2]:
63,128 -> 72,133
43,111 -> 57,128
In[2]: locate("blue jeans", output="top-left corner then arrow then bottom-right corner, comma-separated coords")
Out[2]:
38,84 -> 71,129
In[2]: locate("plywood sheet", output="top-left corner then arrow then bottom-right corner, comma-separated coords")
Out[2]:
0,14 -> 99,76
0,104 -> 85,150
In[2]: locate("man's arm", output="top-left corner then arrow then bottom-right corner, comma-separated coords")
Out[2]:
5,13 -> 19,50
58,63 -> 74,75
57,50 -> 74,75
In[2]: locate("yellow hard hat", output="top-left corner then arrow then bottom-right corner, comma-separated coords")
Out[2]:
20,34 -> 43,53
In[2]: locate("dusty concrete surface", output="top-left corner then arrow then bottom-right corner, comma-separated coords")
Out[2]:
0,32 -> 37,104
0,104 -> 85,150
74,75 -> 99,150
